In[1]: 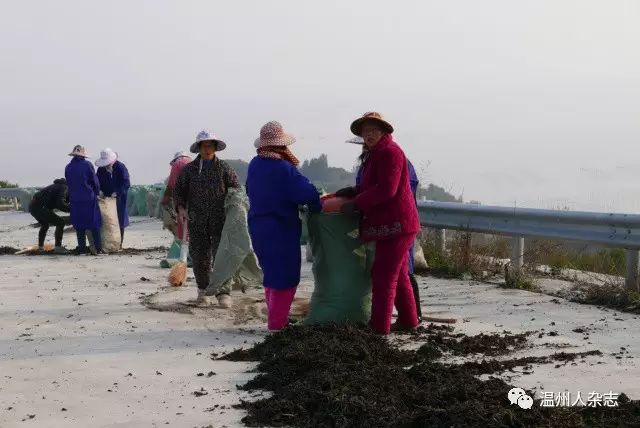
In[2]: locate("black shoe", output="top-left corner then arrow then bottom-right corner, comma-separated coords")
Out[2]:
89,247 -> 105,256
390,322 -> 418,333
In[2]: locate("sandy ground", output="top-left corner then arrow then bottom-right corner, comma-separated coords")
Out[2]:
1,212 -> 640,427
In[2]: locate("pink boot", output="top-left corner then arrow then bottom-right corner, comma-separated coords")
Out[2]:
264,287 -> 297,331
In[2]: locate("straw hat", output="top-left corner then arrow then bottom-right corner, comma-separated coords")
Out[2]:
95,148 -> 118,167
254,121 -> 296,148
68,145 -> 89,158
190,130 -> 227,153
350,112 -> 394,137
171,151 -> 190,165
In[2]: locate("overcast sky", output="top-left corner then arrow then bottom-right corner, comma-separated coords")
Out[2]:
1,1 -> 639,212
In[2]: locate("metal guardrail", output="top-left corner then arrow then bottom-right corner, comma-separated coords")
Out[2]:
0,188 -> 36,198
2,188 -> 639,289
417,201 -> 640,290
0,188 -> 39,212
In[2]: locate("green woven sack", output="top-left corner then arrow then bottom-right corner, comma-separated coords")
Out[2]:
304,213 -> 374,325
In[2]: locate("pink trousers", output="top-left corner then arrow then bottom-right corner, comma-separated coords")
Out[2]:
264,287 -> 297,331
370,234 -> 419,335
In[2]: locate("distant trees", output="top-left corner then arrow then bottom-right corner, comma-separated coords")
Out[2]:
418,184 -> 460,203
226,155 -> 459,202
226,160 -> 250,183
0,180 -> 18,189
300,155 -> 354,192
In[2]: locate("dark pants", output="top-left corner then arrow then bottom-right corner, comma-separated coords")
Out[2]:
76,229 -> 102,253
188,212 -> 225,290
409,274 -> 422,320
120,228 -> 125,246
408,244 -> 422,322
29,203 -> 65,247
189,226 -> 221,290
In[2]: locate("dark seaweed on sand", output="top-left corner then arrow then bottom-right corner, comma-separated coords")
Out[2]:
220,324 -> 640,428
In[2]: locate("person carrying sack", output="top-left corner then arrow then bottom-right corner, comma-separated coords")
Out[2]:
339,112 -> 420,335
65,145 -> 103,255
174,130 -> 240,307
246,121 -> 321,331
161,151 -> 191,238
28,178 -> 70,254
338,137 -> 423,323
160,151 -> 192,267
96,148 -> 130,247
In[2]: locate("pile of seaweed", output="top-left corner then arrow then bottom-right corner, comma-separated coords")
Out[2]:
0,246 -> 19,255
220,324 -> 639,428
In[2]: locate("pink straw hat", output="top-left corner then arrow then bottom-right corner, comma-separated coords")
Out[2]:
254,121 -> 296,148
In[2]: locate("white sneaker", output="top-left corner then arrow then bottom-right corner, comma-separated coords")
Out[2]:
196,289 -> 211,306
217,294 -> 232,309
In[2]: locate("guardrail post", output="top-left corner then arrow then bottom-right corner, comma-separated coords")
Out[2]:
625,249 -> 640,291
434,228 -> 446,255
511,236 -> 525,273
462,232 -> 472,268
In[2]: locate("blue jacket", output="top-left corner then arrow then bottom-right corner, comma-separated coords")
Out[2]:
65,157 -> 100,203
97,161 -> 131,228
65,156 -> 102,230
246,157 -> 321,289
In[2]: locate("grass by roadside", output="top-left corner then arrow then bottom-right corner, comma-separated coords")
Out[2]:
417,230 -> 640,314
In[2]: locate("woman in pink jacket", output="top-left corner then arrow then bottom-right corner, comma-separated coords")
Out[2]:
340,112 -> 421,335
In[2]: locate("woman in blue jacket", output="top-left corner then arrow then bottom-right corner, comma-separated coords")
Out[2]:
246,121 -> 321,331
96,148 -> 130,246
64,145 -> 102,255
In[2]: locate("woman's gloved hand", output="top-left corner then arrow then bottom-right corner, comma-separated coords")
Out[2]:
335,187 -> 358,198
340,201 -> 359,217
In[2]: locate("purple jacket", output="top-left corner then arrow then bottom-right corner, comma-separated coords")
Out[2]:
65,156 -> 102,230
65,157 -> 100,203
97,161 -> 130,228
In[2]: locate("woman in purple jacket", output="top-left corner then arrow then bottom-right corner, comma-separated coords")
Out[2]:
96,148 -> 130,246
65,145 -> 102,255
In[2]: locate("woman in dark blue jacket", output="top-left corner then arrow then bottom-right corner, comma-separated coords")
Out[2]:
64,145 -> 102,255
246,121 -> 321,331
96,148 -> 130,245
